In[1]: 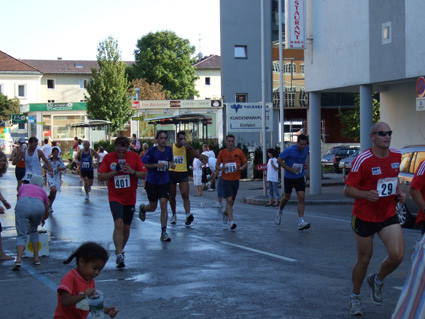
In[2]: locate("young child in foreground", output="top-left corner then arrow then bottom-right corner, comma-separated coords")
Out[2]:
54,242 -> 119,319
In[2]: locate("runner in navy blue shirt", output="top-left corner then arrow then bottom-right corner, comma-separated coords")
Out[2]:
275,134 -> 310,230
139,131 -> 175,241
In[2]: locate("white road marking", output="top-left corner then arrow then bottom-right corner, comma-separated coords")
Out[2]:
221,241 -> 297,262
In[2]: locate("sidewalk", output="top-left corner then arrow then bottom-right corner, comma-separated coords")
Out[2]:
196,172 -> 353,206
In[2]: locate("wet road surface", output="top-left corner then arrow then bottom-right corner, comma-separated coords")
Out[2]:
0,169 -> 421,319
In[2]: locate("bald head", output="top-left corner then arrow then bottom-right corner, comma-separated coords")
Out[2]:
370,122 -> 390,135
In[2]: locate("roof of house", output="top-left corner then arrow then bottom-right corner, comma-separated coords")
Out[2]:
193,55 -> 221,70
21,59 -> 100,75
0,50 -> 41,73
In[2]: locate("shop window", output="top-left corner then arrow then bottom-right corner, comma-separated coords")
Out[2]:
47,79 -> 55,89
234,45 -> 247,59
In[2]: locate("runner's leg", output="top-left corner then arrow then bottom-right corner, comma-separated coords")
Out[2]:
352,233 -> 374,294
377,223 -> 404,281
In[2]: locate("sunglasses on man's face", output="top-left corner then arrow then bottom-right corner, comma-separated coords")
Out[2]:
373,130 -> 392,137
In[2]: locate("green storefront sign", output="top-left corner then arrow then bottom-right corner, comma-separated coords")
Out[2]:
21,102 -> 87,113
11,114 -> 27,123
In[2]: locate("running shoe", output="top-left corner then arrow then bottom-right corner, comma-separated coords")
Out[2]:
212,202 -> 223,208
116,254 -> 125,268
275,211 -> 282,225
185,214 -> 194,226
138,204 -> 146,222
222,213 -> 228,224
230,223 -> 237,231
170,214 -> 177,224
298,220 -> 311,230
349,295 -> 363,316
160,232 -> 171,242
207,188 -> 215,192
367,273 -> 383,304
85,193 -> 89,201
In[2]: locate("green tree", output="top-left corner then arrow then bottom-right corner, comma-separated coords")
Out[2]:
337,92 -> 380,141
0,92 -> 20,122
86,36 -> 133,133
131,31 -> 198,99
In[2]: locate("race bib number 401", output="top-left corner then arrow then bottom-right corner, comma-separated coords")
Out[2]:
114,175 -> 130,189
377,177 -> 398,197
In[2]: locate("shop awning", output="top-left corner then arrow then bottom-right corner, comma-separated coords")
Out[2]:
68,120 -> 112,127
146,113 -> 212,125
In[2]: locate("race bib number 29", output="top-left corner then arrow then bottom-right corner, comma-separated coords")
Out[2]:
377,177 -> 397,197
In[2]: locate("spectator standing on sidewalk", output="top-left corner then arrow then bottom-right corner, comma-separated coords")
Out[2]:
266,148 -> 280,207
9,137 -> 27,191
344,122 -> 406,316
275,134 -> 310,230
216,135 -> 247,231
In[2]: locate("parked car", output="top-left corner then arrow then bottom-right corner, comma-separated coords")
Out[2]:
397,145 -> 425,228
321,145 -> 352,168
339,149 -> 360,172
333,148 -> 359,173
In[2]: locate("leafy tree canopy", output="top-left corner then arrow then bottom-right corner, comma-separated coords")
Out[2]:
129,79 -> 168,101
86,36 -> 133,133
337,92 -> 380,141
0,93 -> 20,122
131,31 -> 198,99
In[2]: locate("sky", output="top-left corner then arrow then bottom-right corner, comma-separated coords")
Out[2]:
1,0 -> 220,61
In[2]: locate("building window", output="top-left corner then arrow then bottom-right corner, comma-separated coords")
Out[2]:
234,45 -> 247,59
300,64 -> 305,74
18,123 -> 25,130
382,22 -> 392,45
273,61 -> 280,73
47,79 -> 55,89
299,87 -> 308,107
284,63 -> 297,74
17,84 -> 26,98
74,63 -> 84,68
0,83 -> 3,94
79,79 -> 88,89
285,87 -> 296,107
205,77 -> 211,86
236,93 -> 248,102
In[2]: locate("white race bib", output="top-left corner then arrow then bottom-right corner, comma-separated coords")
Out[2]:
81,161 -> 90,169
224,162 -> 237,174
114,175 -> 130,189
377,177 -> 397,197
157,160 -> 168,172
293,163 -> 303,174
174,156 -> 184,165
24,171 -> 34,181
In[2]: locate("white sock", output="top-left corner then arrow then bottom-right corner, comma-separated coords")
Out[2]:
299,217 -> 304,223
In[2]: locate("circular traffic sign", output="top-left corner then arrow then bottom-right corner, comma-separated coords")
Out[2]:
416,77 -> 425,97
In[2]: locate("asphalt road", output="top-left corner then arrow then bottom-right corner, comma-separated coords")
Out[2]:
0,169 -> 421,319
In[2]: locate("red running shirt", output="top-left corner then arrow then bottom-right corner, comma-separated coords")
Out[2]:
98,151 -> 146,205
411,160 -> 425,223
345,148 -> 401,222
54,269 -> 94,319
